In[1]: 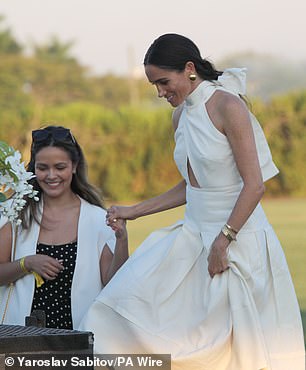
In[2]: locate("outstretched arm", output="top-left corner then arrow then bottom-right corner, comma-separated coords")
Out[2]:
106,180 -> 186,223
107,104 -> 186,223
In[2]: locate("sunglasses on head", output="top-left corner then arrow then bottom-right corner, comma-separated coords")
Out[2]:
32,127 -> 76,144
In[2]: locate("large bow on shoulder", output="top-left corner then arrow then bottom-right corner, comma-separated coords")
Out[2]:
218,67 -> 247,95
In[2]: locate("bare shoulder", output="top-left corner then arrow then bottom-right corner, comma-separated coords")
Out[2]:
211,90 -> 248,114
172,104 -> 184,131
207,90 -> 251,133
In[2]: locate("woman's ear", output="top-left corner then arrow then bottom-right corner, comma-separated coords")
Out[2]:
185,61 -> 196,74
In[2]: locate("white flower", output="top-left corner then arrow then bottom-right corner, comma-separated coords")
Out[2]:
0,141 -> 39,224
5,150 -> 21,169
0,175 -> 14,189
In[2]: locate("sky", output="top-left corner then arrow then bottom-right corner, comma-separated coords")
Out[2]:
0,0 -> 305,77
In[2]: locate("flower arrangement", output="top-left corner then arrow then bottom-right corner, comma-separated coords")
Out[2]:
0,141 -> 39,224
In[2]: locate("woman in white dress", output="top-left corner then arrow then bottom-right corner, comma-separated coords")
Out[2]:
80,34 -> 305,369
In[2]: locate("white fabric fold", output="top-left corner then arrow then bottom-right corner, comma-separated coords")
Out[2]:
218,67 -> 247,95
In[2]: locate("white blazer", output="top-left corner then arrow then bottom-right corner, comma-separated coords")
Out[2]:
0,197 -> 115,329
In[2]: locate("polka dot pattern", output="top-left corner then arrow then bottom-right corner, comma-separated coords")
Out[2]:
31,241 -> 77,330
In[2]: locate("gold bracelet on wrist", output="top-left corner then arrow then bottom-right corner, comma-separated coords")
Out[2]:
19,257 -> 44,287
221,224 -> 237,242
225,223 -> 238,234
19,257 -> 30,274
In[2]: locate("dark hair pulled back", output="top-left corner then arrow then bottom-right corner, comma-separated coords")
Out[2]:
144,33 -> 222,81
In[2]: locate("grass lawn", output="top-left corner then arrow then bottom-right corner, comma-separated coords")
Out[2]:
125,197 -> 306,343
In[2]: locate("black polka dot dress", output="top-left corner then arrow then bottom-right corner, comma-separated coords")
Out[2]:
31,241 -> 78,329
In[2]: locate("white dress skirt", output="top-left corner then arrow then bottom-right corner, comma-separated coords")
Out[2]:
79,69 -> 305,370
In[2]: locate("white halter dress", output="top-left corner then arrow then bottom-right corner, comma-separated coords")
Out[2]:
79,69 -> 305,370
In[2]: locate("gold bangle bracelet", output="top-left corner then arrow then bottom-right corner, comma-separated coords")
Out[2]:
221,225 -> 237,242
19,257 -> 30,274
225,223 -> 238,234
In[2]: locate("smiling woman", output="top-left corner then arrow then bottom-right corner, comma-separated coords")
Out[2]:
0,125 -> 129,329
34,146 -> 77,201
80,33 -> 305,370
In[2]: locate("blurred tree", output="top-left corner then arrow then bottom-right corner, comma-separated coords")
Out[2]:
89,74 -> 157,109
0,14 -> 305,200
32,35 -> 77,64
0,15 -> 22,54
